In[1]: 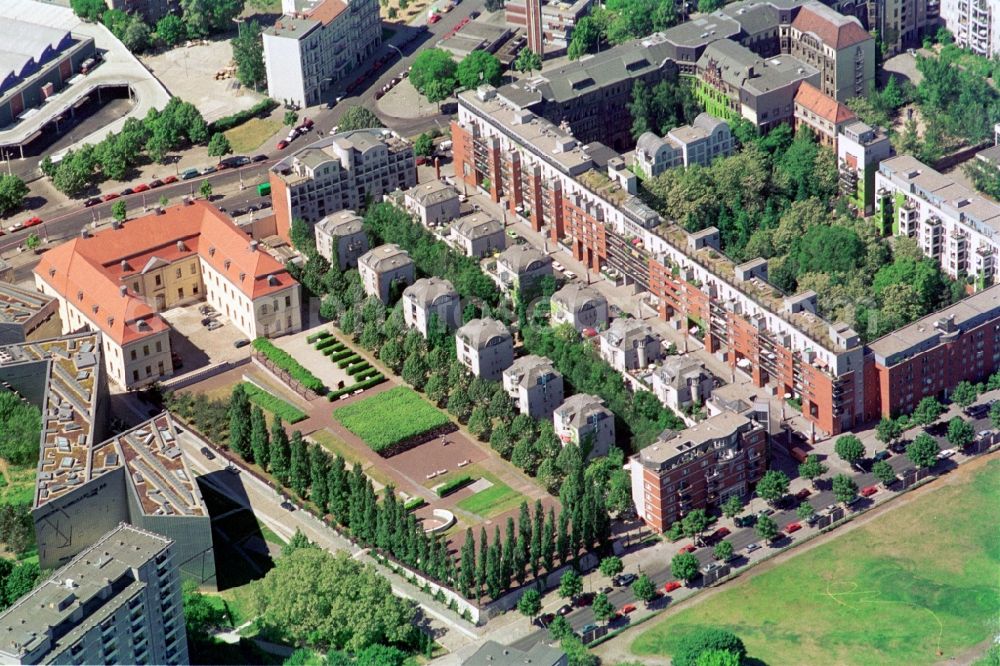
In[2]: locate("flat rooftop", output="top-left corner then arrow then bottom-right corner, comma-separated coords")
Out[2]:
0,283 -> 53,326
0,523 -> 171,662
639,410 -> 751,466
654,15 -> 742,47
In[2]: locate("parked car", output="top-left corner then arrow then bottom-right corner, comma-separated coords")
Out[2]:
967,403 -> 990,419
84,197 -> 102,207
663,581 -> 681,593
280,501 -> 297,511
581,623 -> 598,635
233,339 -> 250,348
784,522 -> 802,534
563,270 -> 577,280
226,463 -> 240,474
252,154 -> 268,163
795,488 -> 812,501
860,485 -> 879,497
102,192 -> 120,202
758,507 -> 775,517
162,175 -> 178,184
201,166 -> 217,175
198,305 -> 215,315
873,450 -> 892,463
120,188 -> 134,196
679,544 -> 697,554
148,179 -> 163,189
207,320 -> 223,331
6,222 -> 23,232
745,542 -> 761,553
701,562 -> 720,574
200,446 -> 215,460
557,604 -> 573,616
613,572 -> 637,587
734,514 -> 757,528
133,183 -> 150,193
277,139 -> 289,150
180,168 -> 200,180
552,261 -> 565,272
621,604 -> 637,615
23,216 -> 42,228
710,527 -> 730,541
937,448 -> 957,460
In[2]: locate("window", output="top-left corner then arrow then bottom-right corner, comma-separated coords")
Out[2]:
154,275 -> 162,287
133,370 -> 139,382
177,287 -> 184,299
130,349 -> 137,361
261,304 -> 268,315
155,341 -> 162,353
190,263 -> 197,275
285,295 -> 291,307
175,268 -> 182,279
157,361 -> 164,375
145,365 -> 152,377
143,345 -> 149,356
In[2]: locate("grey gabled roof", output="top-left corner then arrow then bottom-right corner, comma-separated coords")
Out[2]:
316,210 -> 364,237
359,243 -> 413,274
457,317 -> 511,349
452,212 -> 503,240
551,283 -> 606,314
403,277 -> 458,308
498,244 -> 551,273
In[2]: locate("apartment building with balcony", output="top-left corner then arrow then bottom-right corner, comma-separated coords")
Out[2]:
270,130 -> 416,244
495,244 -> 553,297
314,210 -> 370,270
632,113 -> 734,178
867,0 -> 940,55
788,2 -> 875,102
263,0 -> 381,108
449,212 -> 506,258
502,354 -> 564,418
793,81 -> 857,149
549,282 -> 608,332
553,393 -> 615,458
942,0 -> 998,56
629,411 -> 767,531
599,318 -> 664,372
838,120 -> 893,216
404,179 -> 461,227
456,317 -> 514,380
402,277 -> 461,337
0,524 -> 188,665
358,244 -> 415,304
651,356 -> 715,412
875,155 -> 1000,286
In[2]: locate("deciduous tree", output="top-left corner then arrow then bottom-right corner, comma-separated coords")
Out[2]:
671,552 -> 699,582
907,432 -> 940,469
713,540 -> 734,562
755,514 -> 779,544
797,454 -> 827,486
632,573 -> 656,605
834,434 -> 865,467
872,460 -> 896,487
0,175 -> 28,217
755,470 -> 790,505
946,416 -> 975,450
457,50 -> 502,89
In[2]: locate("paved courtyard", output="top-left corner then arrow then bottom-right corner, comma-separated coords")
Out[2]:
160,304 -> 251,370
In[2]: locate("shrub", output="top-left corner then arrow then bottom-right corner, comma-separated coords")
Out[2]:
337,354 -> 363,369
315,337 -> 340,351
325,375 -> 386,400
242,383 -> 307,423
347,362 -> 373,376
403,497 -> 426,511
333,386 -> 450,452
306,330 -> 331,344
208,98 -> 279,134
252,338 -> 324,392
436,475 -> 473,497
329,349 -> 354,361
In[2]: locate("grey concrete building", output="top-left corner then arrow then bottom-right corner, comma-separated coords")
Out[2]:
553,393 -> 615,459
502,354 -> 564,419
0,283 -> 57,346
600,318 -> 663,372
496,244 -> 553,297
450,212 -> 506,258
0,524 -> 188,665
404,179 -> 461,227
549,282 -> 608,332
456,318 -> 514,381
314,210 -> 370,270
358,244 -> 415,304
402,277 -> 461,337
651,356 -> 715,412
633,113 -> 734,178
462,640 -> 567,666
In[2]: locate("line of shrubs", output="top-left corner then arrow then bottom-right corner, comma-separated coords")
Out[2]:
251,338 -> 324,393
208,98 -> 280,134
436,476 -> 473,497
242,382 -> 307,423
306,330 -> 332,344
326,374 -> 387,400
403,497 -> 427,511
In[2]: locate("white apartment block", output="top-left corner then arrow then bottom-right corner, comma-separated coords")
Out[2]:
496,244 -> 553,295
942,0 -> 999,57
838,120 -> 893,216
651,356 -> 715,412
600,318 -> 663,372
314,210 -> 370,270
502,354 -> 564,419
876,155 -> 1000,287
632,113 -> 734,178
456,317 -> 514,380
358,244 -> 415,303
404,179 -> 461,227
549,282 -> 608,332
553,393 -> 615,459
402,277 -> 461,337
263,0 -> 382,108
449,212 -> 506,258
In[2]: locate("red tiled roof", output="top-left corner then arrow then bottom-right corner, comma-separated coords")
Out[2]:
792,5 -> 870,50
308,0 -> 348,25
794,82 -> 857,124
35,201 -> 298,345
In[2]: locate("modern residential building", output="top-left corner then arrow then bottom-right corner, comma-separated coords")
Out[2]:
449,212 -> 506,258
629,411 -> 767,531
553,393 -> 615,458
263,0 -> 381,108
875,154 -> 1000,285
505,0 -> 596,56
549,282 -> 608,332
694,39 -> 820,132
0,524 -> 188,666
404,179 -> 461,227
0,19 -> 97,129
502,354 -> 564,418
456,317 -> 514,380
358,244 -> 415,304
632,113 -> 734,178
314,210 -> 370,270
868,0 -> 939,54
788,2 -> 875,102
651,356 -> 715,413
838,120 -> 892,216
793,81 -> 857,148
942,0 -> 999,56
402,277 -> 461,337
600,318 -> 663,372
32,412 -> 216,585
34,202 -> 302,389
495,244 -> 553,296
462,640 -> 567,666
0,283 -> 58,346
270,130 -> 416,244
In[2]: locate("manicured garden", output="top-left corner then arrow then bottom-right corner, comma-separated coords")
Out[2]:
241,383 -> 306,424
252,338 -> 323,392
332,386 -> 451,453
309,330 -> 387,400
455,478 -> 524,518
629,458 -> 1000,665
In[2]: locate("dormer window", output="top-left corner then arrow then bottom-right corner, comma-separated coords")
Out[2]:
239,272 -> 246,282
77,291 -> 83,301
209,246 -> 216,256
224,260 -> 231,269
49,268 -> 56,277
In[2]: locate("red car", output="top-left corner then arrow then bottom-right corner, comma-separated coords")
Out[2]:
710,527 -> 731,541
148,179 -> 163,189
861,485 -> 878,497
785,522 -> 802,534
621,604 -> 637,615
428,13 -> 441,23
23,216 -> 42,228
162,175 -> 178,184
133,183 -> 150,193
663,581 -> 681,593
277,139 -> 289,150
795,488 -> 812,501
679,544 -> 697,554
102,193 -> 120,202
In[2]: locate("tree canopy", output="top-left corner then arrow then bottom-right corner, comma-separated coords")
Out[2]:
457,50 -> 502,89
0,391 -> 41,466
671,628 -> 747,666
338,106 -> 386,132
409,49 -> 458,101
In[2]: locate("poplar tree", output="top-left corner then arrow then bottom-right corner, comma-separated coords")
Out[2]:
269,417 -> 290,486
530,499 -> 544,579
228,384 -> 252,460
289,431 -> 309,498
249,405 -> 269,470
543,507 -> 556,572
459,528 -> 476,598
309,445 -> 329,511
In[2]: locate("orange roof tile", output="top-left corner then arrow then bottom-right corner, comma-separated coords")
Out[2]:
794,81 -> 857,125
308,0 -> 348,25
792,5 -> 871,50
34,202 -> 298,345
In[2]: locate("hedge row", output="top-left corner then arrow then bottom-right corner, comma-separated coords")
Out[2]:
306,330 -> 332,344
404,497 -> 427,511
242,383 -> 307,423
316,337 -> 344,352
337,354 -> 363,369
436,476 -> 473,497
347,362 -> 373,376
209,98 -> 279,134
327,348 -> 354,361
252,338 -> 324,392
326,374 -> 386,400
354,367 -> 380,382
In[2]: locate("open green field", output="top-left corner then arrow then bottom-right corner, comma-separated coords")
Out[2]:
224,118 -> 281,153
456,478 -> 524,518
630,458 -> 1000,665
333,386 -> 449,453
0,463 -> 36,506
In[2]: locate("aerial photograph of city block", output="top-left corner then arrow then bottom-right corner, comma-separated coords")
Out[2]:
0,0 -> 997,664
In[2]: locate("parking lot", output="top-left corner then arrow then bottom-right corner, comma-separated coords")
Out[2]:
161,303 -> 251,370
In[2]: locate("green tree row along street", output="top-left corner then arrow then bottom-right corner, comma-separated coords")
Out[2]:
408,48 -> 503,103
71,0 -> 244,53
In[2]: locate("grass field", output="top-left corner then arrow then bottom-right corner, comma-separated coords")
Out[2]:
224,118 -> 281,153
0,463 -> 36,506
242,382 -> 307,423
456,478 -> 524,518
333,386 -> 449,453
630,458 -> 1000,665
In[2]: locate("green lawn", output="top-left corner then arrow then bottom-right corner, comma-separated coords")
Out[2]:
630,459 -> 1000,665
333,386 -> 450,453
456,479 -> 525,518
242,382 -> 307,423
0,463 -> 36,506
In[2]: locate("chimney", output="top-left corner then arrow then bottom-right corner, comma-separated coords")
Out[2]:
176,240 -> 187,252
249,240 -> 259,252
434,157 -> 441,181
80,228 -> 90,239
119,285 -> 128,296
120,259 -> 130,272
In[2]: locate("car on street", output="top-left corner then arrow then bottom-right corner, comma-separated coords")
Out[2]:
563,270 -> 577,280
428,13 -> 441,23
937,448 -> 957,460
552,261 -> 565,272
277,139 -> 289,150
280,500 -> 297,511
745,542 -> 761,553
233,338 -> 250,348
581,623 -> 597,635
120,188 -> 134,196
225,463 -> 239,474
133,183 -> 150,193
873,450 -> 892,463
206,320 -> 223,331
573,592 -> 593,607
537,612 -> 554,628
758,507 -> 775,516
663,581 -> 682,593
679,544 -> 697,554
6,222 -> 23,232
599,585 -> 612,595
734,514 -> 757,528
199,305 -> 215,315
613,572 -> 637,587
200,446 -> 215,460
967,403 -> 990,419
201,166 -> 217,175
784,522 -> 802,534
557,604 -> 573,616
795,488 -> 812,501
701,562 -> 720,574
252,154 -> 268,163
102,193 -> 120,202
825,504 -> 837,513
163,175 -> 178,184
621,604 -> 637,615
860,485 -> 878,497
84,197 -> 102,207
148,179 -> 163,189
23,216 -> 42,228
710,527 -> 730,541
180,168 -> 200,180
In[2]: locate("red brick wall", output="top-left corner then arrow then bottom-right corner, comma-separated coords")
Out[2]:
270,173 -> 292,245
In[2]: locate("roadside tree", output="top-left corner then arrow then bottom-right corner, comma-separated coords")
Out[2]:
592,592 -> 614,623
0,175 -> 28,216
598,556 -> 623,580
284,111 -> 299,127
199,180 -> 213,200
457,50 -> 502,89
338,106 -> 386,131
24,234 -> 41,251
991,400 -> 1000,430
911,396 -> 944,426
712,540 -> 733,562
795,503 -> 814,522
414,133 -> 434,157
671,552 -> 699,583
797,454 -> 827,486
207,132 -> 232,158
907,433 -> 940,469
111,200 -> 127,223
514,48 -> 543,73
950,380 -> 979,409
834,434 -> 865,467
875,417 -> 903,449
720,495 -> 743,519
872,460 -> 896,487
409,49 -> 458,100
755,470 -> 789,505
558,570 -> 582,601
681,508 -> 710,545
832,474 -> 858,505
754,514 -> 779,544
516,588 -> 541,622
632,573 -> 656,606
946,416 -> 974,450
